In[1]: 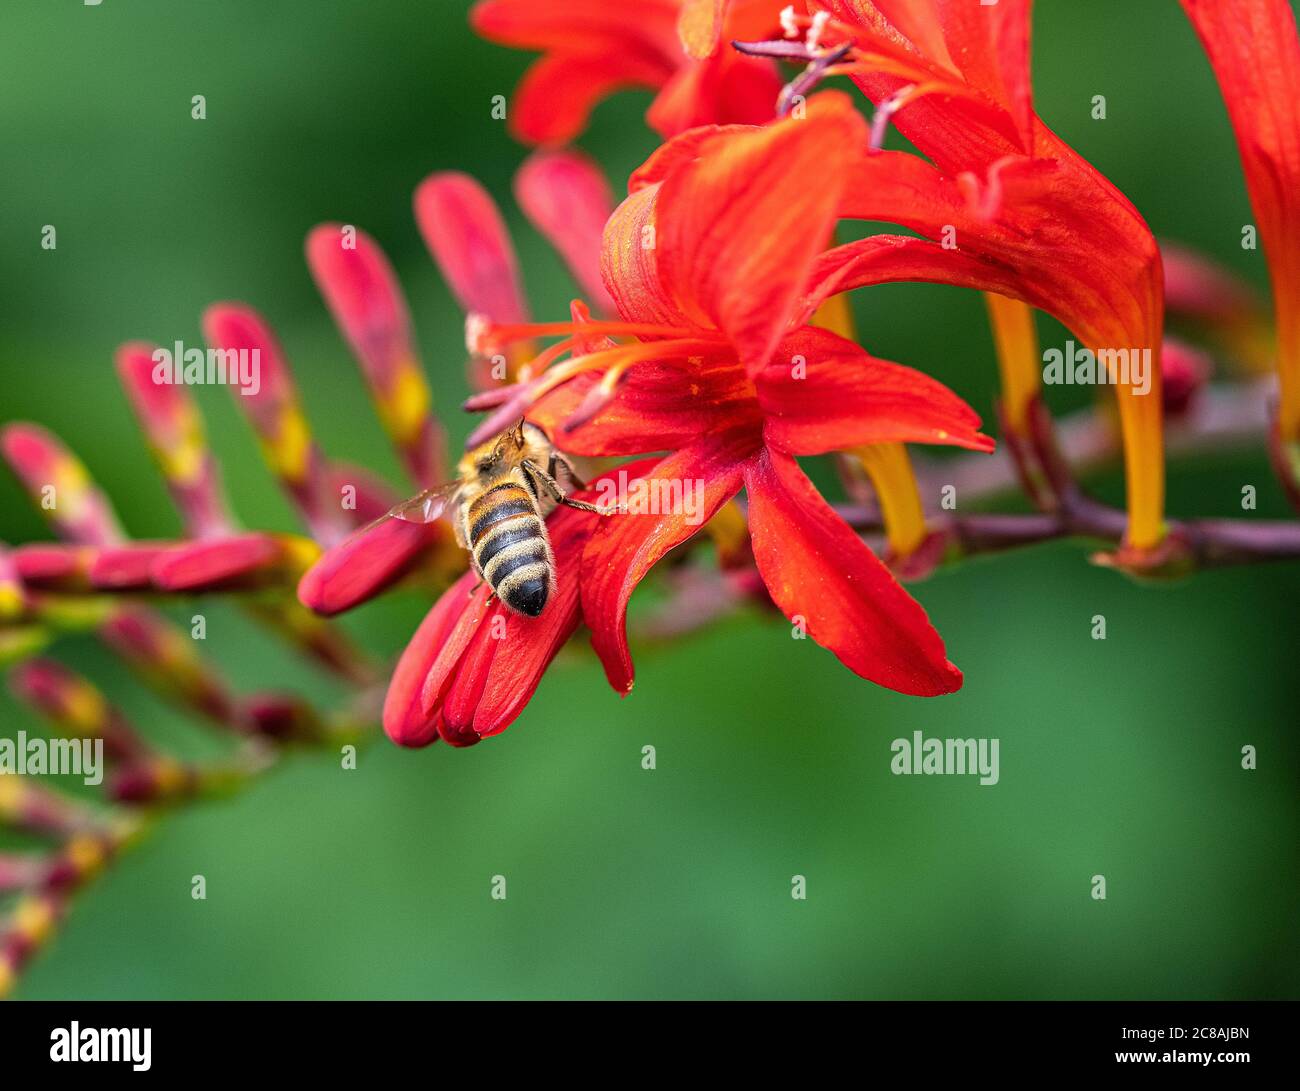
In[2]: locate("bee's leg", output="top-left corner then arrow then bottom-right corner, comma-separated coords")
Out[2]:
525,460 -> 619,516
467,546 -> 492,598
548,451 -> 587,490
562,496 -> 615,514
468,576 -> 498,604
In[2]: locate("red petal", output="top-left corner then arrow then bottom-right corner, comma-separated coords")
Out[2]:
420,584 -> 495,717
90,544 -> 172,590
1182,0 -> 1300,431
509,53 -> 668,146
297,516 -> 440,616
11,544 -> 92,590
438,620 -> 501,746
756,326 -> 994,455
627,124 -> 751,193
646,48 -> 783,138
744,447 -> 962,696
832,142 -> 1161,354
151,533 -> 284,591
114,341 -> 204,458
304,224 -> 420,386
837,147 -> 974,232
514,149 -> 616,313
936,0 -> 1035,147
581,439 -> 751,694
800,234 -> 1028,326
471,0 -> 679,55
599,184 -> 688,326
652,91 -> 868,372
382,570 -> 479,748
867,0 -> 950,61
529,345 -> 761,456
412,173 -> 528,323
812,0 -> 1028,169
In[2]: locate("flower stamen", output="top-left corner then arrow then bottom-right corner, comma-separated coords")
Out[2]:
464,337 -> 715,446
560,361 -> 634,434
777,40 -> 856,117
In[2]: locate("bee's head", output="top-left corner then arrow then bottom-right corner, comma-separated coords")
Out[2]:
469,419 -> 535,476
488,419 -> 527,459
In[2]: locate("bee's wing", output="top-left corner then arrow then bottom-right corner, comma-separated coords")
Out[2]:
384,481 -> 463,525
346,481 -> 462,541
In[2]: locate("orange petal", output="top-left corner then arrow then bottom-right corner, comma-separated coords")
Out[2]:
653,91 -> 868,372
599,184 -> 686,326
756,326 -> 994,455
510,53 -> 667,146
580,444 -> 750,694
745,447 -> 962,696
1182,0 -> 1300,438
677,0 -> 726,59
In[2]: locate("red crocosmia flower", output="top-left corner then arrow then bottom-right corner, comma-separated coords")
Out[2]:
1180,0 -> 1300,500
768,0 -> 1166,553
470,94 -> 994,698
470,0 -> 786,144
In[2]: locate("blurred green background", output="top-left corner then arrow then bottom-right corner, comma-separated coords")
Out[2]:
1,0 -> 1296,999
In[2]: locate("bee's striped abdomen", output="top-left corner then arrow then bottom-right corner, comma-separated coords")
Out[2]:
466,482 -> 553,617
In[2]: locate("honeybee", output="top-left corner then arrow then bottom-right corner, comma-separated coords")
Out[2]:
381,420 -> 614,616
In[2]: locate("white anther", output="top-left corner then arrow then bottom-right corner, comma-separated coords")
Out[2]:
465,312 -> 492,356
806,10 -> 830,52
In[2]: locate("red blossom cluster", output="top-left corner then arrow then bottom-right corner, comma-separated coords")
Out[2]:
5,0 -> 1300,993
